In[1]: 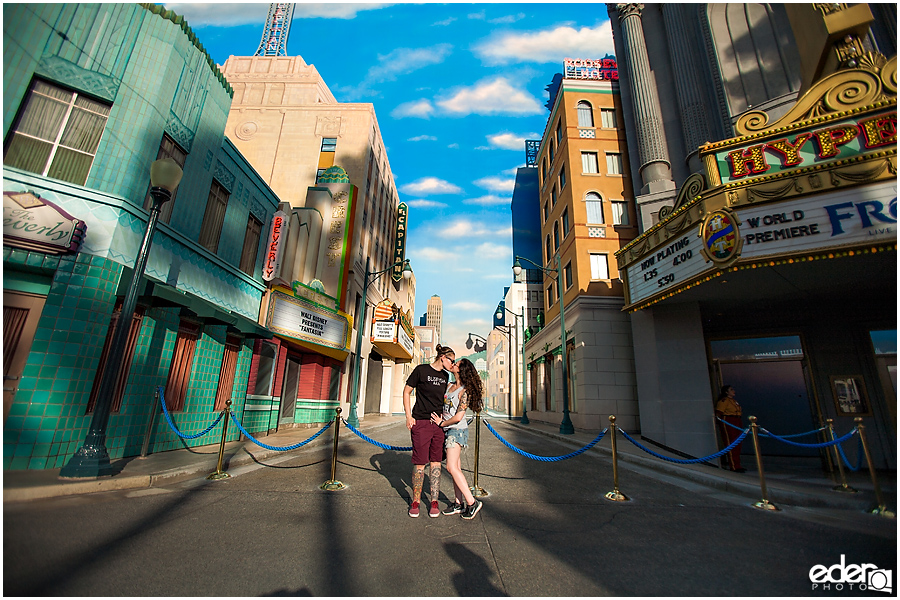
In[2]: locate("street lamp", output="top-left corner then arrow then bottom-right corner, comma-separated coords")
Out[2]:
60,158 -> 183,478
496,301 -> 527,424
347,257 -> 413,427
513,255 -> 573,435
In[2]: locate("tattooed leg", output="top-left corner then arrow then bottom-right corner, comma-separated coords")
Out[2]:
430,462 -> 441,502
412,466 -> 425,503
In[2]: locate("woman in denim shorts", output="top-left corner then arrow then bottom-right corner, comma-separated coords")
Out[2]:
431,358 -> 484,520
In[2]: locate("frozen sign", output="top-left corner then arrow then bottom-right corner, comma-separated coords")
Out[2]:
564,58 -> 618,81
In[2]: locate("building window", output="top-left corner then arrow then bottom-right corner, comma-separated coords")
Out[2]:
145,134 -> 187,224
547,283 -> 555,308
4,79 -> 111,187
164,319 -> 201,412
558,166 -> 566,190
239,213 -> 263,275
199,180 -> 229,253
543,355 -> 553,411
551,184 -> 557,207
556,120 -> 563,145
254,342 -> 278,396
606,152 -> 623,175
577,101 -> 593,128
564,261 -> 573,290
585,192 -> 604,224
581,152 -> 599,174
542,202 -> 549,223
553,221 -> 560,250
214,336 -> 242,411
545,234 -> 552,263
561,207 -> 570,237
542,157 -> 548,181
549,139 -> 555,163
612,200 -> 629,226
321,137 -> 337,152
590,253 -> 610,280
601,108 -> 616,129
87,303 -> 145,414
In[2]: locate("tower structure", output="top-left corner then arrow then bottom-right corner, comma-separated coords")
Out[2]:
254,4 -> 295,57
426,295 -> 442,344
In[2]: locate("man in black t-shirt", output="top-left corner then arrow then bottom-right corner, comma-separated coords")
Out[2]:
403,344 -> 455,518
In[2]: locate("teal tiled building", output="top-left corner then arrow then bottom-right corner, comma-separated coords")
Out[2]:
3,4 -> 282,469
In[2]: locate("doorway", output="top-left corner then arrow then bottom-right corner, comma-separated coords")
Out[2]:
4,291 -> 46,422
280,357 -> 301,425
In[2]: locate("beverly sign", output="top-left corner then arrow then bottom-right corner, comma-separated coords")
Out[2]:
3,191 -> 87,254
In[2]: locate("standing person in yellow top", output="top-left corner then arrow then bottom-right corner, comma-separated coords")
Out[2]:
715,385 -> 746,472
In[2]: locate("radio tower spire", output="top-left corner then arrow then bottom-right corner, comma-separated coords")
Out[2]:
254,4 -> 295,57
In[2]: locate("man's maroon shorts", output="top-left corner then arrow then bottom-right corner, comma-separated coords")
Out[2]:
410,420 -> 445,464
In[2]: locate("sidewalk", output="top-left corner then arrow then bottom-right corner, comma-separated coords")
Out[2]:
4,414 -> 896,515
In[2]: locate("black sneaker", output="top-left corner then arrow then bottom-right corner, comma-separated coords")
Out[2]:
442,502 -> 463,515
461,499 -> 482,520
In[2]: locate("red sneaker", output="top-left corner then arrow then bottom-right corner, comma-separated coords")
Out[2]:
408,501 -> 420,518
429,501 -> 440,518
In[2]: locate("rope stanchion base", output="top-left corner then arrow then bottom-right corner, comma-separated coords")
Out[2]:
752,499 -> 780,511
868,505 -> 896,518
605,490 -> 629,502
320,480 -> 346,491
207,471 -> 231,481
832,483 -> 859,493
470,485 -> 489,498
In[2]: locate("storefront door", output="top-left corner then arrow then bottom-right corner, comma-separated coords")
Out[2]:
279,358 -> 300,425
3,291 -> 45,422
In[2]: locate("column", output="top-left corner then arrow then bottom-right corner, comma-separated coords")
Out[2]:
615,3 -> 674,194
379,358 -> 395,415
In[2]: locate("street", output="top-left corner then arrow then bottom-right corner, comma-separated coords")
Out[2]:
4,420 -> 896,596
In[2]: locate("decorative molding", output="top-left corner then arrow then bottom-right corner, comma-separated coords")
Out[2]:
214,160 -> 235,191
734,57 -> 897,136
658,172 -> 706,220
165,112 -> 194,152
35,56 -> 119,103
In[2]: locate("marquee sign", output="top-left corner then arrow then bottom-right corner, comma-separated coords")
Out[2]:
3,191 -> 87,254
564,57 -> 618,81
712,110 -> 896,184
262,210 -> 286,282
391,202 -> 408,282
267,289 -> 350,351
370,299 -> 414,362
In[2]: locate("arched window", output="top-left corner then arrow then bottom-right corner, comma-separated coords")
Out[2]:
577,101 -> 594,128
553,221 -> 560,250
585,192 -> 604,225
546,234 -> 552,263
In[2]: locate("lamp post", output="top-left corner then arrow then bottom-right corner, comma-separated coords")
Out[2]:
496,302 -> 525,423
513,255 -> 573,435
347,257 -> 412,428
492,325 -> 514,420
60,158 -> 183,478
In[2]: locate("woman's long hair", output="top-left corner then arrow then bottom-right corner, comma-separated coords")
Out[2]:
456,358 -> 483,413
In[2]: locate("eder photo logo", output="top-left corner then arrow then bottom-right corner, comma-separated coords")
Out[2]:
810,555 -> 892,593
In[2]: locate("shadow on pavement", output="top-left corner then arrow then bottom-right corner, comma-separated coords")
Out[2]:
445,541 -> 507,596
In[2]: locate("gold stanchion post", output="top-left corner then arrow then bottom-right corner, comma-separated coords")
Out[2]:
470,411 -> 488,497
321,408 -> 346,491
854,417 -> 894,518
206,400 -> 232,480
604,416 -> 629,502
749,416 -> 778,511
827,419 -> 857,493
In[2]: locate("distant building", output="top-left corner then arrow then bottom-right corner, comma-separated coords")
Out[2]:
426,295 -> 443,344
414,325 -> 437,363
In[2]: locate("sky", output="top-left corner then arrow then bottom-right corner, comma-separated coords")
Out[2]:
167,2 -> 616,356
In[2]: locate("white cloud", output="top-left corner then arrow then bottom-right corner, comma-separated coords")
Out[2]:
488,132 -> 539,151
473,176 -> 515,193
413,247 -> 454,261
438,219 -> 510,238
436,78 -> 542,116
392,99 -> 435,119
463,195 -> 510,207
433,16 -> 457,26
408,135 -> 438,142
166,3 -> 389,27
399,177 -> 462,195
475,21 -> 614,65
367,44 -> 452,83
453,301 -> 487,311
489,13 -> 526,24
475,242 -> 513,257
448,143 -> 460,149
406,199 -> 448,208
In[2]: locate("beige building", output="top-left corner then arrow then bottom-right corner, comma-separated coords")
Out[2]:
426,295 -> 443,344
221,55 -> 416,422
524,61 -> 640,431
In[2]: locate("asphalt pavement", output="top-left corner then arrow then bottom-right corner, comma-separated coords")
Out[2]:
4,414 -> 898,596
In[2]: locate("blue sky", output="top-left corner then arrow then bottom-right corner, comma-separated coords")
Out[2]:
168,2 -> 615,355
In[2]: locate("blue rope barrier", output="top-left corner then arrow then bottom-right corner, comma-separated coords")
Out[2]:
483,420 -> 608,461
619,426 -> 750,464
229,412 -> 332,451
836,435 -> 865,472
717,417 -> 824,439
342,419 -> 413,451
158,386 -> 224,440
759,427 -> 857,449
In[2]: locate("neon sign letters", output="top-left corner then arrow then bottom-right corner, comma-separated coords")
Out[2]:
262,210 -> 286,282
564,58 -> 618,81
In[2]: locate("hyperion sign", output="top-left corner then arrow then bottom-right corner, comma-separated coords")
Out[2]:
564,57 -> 618,81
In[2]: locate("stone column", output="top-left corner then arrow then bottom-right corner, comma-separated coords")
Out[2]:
379,358 -> 395,415
615,3 -> 673,194
661,5 -> 713,173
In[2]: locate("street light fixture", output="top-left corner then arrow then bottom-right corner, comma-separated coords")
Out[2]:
496,301 -> 527,425
465,332 -> 487,353
347,257 -> 412,427
60,157 -> 184,478
512,254 -> 573,435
